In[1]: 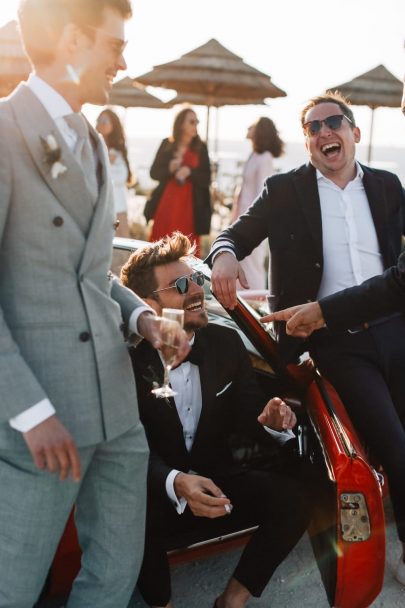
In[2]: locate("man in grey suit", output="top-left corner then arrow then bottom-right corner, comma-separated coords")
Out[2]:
0,1 -> 188,606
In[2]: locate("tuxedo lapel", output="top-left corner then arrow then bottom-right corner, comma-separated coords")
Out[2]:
362,165 -> 390,265
136,346 -> 185,436
190,332 -> 217,452
292,163 -> 323,260
11,84 -> 95,236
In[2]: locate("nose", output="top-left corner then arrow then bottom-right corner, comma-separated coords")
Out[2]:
318,120 -> 333,135
117,52 -> 127,71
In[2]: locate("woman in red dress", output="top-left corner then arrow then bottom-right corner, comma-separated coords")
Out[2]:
144,108 -> 212,257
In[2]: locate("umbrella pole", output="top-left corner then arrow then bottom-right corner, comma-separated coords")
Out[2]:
367,108 -> 375,164
206,105 -> 211,143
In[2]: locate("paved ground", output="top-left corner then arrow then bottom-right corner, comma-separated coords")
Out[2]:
129,500 -> 405,608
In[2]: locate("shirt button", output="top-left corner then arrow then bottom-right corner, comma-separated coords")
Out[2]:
53,216 -> 64,227
187,407 -> 191,412
113,219 -> 120,230
79,331 -> 91,342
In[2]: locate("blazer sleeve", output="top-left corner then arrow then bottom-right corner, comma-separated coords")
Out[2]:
150,138 -> 175,183
110,277 -> 149,328
320,251 -> 405,330
206,178 -> 271,265
0,117 -> 50,421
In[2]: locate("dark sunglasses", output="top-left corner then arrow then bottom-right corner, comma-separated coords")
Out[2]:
153,271 -> 205,295
303,114 -> 353,137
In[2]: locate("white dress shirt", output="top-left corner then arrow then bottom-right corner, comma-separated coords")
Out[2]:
316,163 -> 384,299
9,74 -> 151,433
165,335 -> 294,514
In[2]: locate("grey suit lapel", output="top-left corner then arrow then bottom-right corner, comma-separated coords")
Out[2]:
78,125 -> 114,275
293,163 -> 323,261
11,84 -> 95,235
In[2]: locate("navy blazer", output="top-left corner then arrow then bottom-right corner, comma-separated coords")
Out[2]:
208,163 -> 405,361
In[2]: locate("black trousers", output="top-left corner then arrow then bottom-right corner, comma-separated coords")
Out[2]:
309,315 -> 405,542
137,468 -> 310,606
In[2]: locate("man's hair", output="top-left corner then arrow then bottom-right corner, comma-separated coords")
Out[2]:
300,91 -> 356,128
18,0 -> 132,66
120,232 -> 196,298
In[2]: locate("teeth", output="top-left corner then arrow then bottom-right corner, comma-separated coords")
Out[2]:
321,143 -> 340,152
186,302 -> 202,311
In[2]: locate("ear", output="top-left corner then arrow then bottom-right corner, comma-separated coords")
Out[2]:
353,126 -> 361,144
62,23 -> 91,56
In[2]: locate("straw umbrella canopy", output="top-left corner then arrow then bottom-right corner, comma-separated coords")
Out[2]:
0,20 -> 31,97
329,64 -> 403,163
109,77 -> 171,108
135,38 -> 286,140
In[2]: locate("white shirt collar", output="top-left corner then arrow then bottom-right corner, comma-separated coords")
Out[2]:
316,160 -> 364,183
27,74 -> 74,120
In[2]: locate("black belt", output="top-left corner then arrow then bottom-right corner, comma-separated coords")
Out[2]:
347,312 -> 403,334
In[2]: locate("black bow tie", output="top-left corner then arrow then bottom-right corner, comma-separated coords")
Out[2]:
184,334 -> 203,366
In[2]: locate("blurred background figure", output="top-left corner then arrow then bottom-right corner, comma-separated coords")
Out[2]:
144,107 -> 211,257
96,109 -> 134,238
231,117 -> 284,289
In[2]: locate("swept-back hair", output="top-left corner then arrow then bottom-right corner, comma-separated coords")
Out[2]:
120,232 -> 195,297
18,0 -> 132,66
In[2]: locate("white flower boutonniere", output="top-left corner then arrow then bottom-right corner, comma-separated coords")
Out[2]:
40,134 -> 67,179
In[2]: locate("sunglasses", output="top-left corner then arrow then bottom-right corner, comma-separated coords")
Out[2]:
303,114 -> 353,137
153,271 -> 205,295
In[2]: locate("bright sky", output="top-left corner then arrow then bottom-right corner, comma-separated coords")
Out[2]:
1,0 -> 405,151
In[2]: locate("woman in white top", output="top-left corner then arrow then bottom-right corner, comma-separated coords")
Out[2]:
96,109 -> 134,237
232,117 -> 284,289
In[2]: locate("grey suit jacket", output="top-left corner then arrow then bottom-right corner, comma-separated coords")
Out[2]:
0,83 -> 143,448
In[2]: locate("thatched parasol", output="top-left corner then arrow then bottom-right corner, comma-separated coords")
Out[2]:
135,38 -> 286,139
0,20 -> 31,97
329,65 -> 403,162
109,77 -> 171,109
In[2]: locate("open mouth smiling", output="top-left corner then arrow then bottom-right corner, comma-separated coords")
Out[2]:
321,142 -> 341,156
185,297 -> 204,312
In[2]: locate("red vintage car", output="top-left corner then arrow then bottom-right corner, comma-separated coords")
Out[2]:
36,237 -> 386,608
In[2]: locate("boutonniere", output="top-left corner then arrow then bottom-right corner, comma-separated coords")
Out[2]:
40,134 -> 67,179
143,365 -> 171,406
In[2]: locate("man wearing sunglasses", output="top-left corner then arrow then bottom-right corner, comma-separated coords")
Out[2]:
209,90 -> 405,589
121,232 -> 311,608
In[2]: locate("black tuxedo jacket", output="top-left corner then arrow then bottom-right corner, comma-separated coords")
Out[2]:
319,250 -> 405,330
208,162 -> 405,361
130,324 -> 279,505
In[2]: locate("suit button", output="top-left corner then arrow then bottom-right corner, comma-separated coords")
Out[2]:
290,234 -> 295,240
53,216 -> 64,227
113,219 -> 120,230
79,331 -> 91,342
315,262 -> 321,268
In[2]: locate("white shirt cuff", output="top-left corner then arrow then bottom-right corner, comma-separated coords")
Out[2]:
211,243 -> 237,263
264,426 -> 295,445
9,399 -> 56,432
166,469 -> 187,514
128,306 -> 156,336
